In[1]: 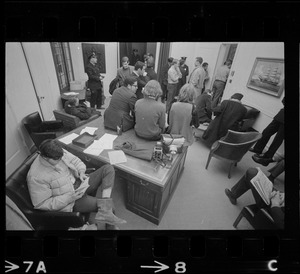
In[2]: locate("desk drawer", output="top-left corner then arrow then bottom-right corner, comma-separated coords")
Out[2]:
119,171 -> 162,193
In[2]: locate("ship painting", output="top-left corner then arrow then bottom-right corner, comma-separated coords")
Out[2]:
247,58 -> 284,97
258,66 -> 281,86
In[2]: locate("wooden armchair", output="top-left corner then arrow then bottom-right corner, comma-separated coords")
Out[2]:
233,204 -> 278,229
53,109 -> 100,130
205,130 -> 262,178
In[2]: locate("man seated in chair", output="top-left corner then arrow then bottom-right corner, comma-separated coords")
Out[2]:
224,161 -> 285,229
26,139 -> 126,230
64,97 -> 101,120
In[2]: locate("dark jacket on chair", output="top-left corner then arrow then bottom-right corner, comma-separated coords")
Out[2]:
202,99 -> 247,145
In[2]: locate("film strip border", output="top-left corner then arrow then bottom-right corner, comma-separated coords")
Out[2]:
4,2 -> 300,41
5,232 -> 300,273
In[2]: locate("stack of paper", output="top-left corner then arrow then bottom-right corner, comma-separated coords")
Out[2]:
80,127 -> 98,135
108,150 -> 127,165
59,133 -> 79,144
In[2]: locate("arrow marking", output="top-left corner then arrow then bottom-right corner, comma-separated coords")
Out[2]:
141,260 -> 169,273
5,261 -> 19,273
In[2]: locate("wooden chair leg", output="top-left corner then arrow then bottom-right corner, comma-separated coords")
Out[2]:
233,210 -> 244,228
205,153 -> 212,170
228,162 -> 234,179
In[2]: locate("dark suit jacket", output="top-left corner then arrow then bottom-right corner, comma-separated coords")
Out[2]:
202,99 -> 247,145
86,62 -> 103,90
131,72 -> 148,100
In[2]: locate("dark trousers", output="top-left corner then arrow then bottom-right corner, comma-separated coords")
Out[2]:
230,168 -> 268,209
253,119 -> 284,158
166,83 -> 178,113
211,80 -> 226,108
90,88 -> 103,108
73,164 -> 115,213
161,83 -> 168,102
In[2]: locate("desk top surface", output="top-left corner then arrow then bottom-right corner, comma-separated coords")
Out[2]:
57,116 -> 187,187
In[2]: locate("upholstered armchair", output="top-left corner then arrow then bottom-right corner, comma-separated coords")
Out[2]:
6,152 -> 90,230
23,111 -> 66,148
205,130 -> 262,178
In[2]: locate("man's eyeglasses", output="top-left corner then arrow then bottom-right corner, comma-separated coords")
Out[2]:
132,85 -> 138,87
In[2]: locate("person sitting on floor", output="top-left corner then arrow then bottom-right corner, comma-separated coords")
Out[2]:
167,83 -> 199,146
64,97 -> 101,120
202,93 -> 247,146
134,80 -> 165,141
104,76 -> 138,132
195,88 -> 213,125
225,165 -> 284,229
27,139 -> 126,230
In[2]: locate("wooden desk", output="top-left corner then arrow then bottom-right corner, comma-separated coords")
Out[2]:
57,117 -> 188,225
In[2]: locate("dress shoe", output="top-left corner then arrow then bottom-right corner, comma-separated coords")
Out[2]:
252,155 -> 275,166
249,147 -> 261,154
225,189 -> 237,205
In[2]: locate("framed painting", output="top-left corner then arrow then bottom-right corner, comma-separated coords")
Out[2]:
247,57 -> 284,97
82,43 -> 106,74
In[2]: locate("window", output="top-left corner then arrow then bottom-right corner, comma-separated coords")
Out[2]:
51,42 -> 74,92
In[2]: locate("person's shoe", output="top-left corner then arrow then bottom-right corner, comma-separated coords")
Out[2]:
249,147 -> 261,154
225,189 -> 237,205
106,224 -> 120,230
252,155 -> 275,166
95,198 -> 126,225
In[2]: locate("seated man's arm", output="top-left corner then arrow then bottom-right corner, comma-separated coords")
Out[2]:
27,176 -> 76,211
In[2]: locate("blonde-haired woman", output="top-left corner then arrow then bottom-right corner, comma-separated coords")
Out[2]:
167,83 -> 199,145
134,80 -> 166,141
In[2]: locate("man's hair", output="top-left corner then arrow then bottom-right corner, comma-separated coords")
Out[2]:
121,56 -> 129,63
178,83 -> 196,103
124,76 -> 138,87
134,61 -> 145,71
67,97 -> 78,106
39,139 -> 64,159
167,57 -> 174,63
142,80 -> 162,98
196,57 -> 203,64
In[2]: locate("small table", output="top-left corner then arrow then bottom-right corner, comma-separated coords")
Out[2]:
57,117 -> 188,225
61,89 -> 86,106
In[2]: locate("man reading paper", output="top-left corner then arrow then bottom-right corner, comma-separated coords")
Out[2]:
224,166 -> 284,229
27,139 -> 126,230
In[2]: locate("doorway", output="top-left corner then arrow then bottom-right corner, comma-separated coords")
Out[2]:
118,42 -> 157,67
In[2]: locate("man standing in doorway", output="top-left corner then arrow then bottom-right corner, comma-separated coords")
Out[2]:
188,57 -> 206,98
211,59 -> 232,108
86,53 -> 105,110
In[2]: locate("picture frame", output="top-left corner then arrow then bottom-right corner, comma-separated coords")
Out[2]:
82,43 -> 106,74
247,57 -> 284,97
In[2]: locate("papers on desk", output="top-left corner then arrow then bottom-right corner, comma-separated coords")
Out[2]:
83,134 -> 117,156
108,150 -> 127,165
80,127 -> 98,135
59,133 -> 79,144
97,133 -> 118,149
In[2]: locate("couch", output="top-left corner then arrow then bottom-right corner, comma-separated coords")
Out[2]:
6,152 -> 89,230
53,109 -> 100,130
